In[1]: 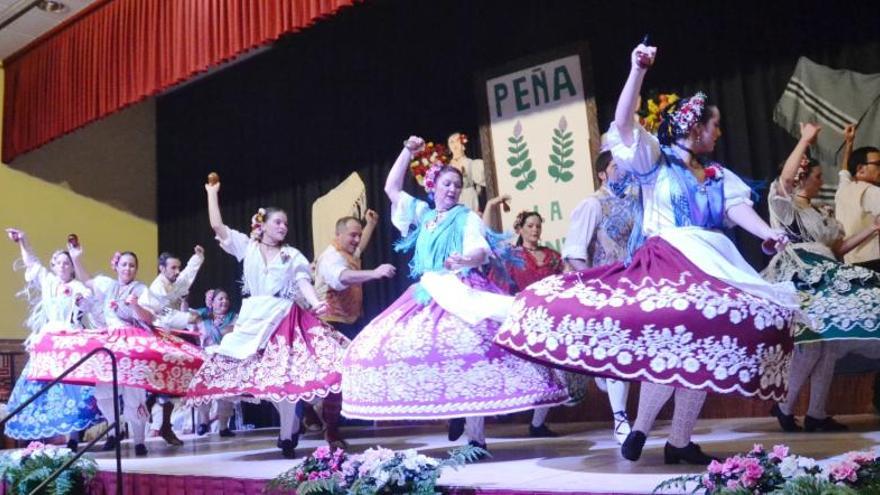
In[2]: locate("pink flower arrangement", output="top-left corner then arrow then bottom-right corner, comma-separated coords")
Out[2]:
659,444 -> 880,494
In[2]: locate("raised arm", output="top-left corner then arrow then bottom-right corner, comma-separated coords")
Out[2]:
356,209 -> 379,256
840,123 -> 856,172
482,194 -> 511,228
173,245 -> 205,293
777,123 -> 821,196
614,44 -> 656,146
67,242 -> 95,289
205,182 -> 229,242
6,228 -> 39,267
385,136 -> 424,204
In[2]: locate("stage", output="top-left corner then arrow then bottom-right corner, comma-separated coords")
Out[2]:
82,413 -> 880,494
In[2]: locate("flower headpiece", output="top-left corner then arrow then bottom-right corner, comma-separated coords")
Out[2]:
795,154 -> 812,184
409,141 -> 450,192
668,92 -> 707,136
110,251 -> 121,269
250,208 -> 267,241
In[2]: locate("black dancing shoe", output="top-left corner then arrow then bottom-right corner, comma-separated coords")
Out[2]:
196,423 -> 209,436
280,439 -> 298,459
134,443 -> 149,457
219,428 -> 236,438
102,436 -> 118,451
448,418 -> 465,441
770,403 -> 802,432
621,431 -> 646,461
528,423 -> 559,438
664,442 -> 718,465
66,438 -> 79,451
804,415 -> 848,432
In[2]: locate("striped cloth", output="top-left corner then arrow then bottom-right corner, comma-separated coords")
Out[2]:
774,57 -> 880,182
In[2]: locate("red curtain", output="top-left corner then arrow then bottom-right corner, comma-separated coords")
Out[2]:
2,0 -> 356,163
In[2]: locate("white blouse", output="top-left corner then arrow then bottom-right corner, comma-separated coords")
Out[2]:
218,228 -> 311,298
605,123 -> 754,235
23,262 -> 91,335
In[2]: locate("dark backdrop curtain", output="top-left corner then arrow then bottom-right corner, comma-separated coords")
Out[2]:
157,0 -> 880,421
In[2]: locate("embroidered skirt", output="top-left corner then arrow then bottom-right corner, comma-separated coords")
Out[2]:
495,236 -> 798,401
28,327 -> 204,396
5,363 -> 103,439
186,305 -> 348,406
341,274 -> 569,420
764,246 -> 880,345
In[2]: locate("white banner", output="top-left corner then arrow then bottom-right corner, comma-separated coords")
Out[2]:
485,54 -> 596,252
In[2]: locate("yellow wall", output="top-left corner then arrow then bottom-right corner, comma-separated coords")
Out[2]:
0,69 -> 157,339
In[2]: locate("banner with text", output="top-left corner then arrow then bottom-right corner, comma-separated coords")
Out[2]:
484,53 -> 597,252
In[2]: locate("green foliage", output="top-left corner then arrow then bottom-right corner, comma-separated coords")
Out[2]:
507,122 -> 536,190
0,445 -> 97,495
548,117 -> 575,183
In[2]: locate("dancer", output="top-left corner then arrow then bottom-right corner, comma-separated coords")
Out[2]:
559,149 -> 638,445
835,125 -> 880,271
139,247 -> 206,446
482,198 -> 565,438
495,43 -> 800,464
341,136 -> 568,452
4,229 -> 102,449
193,288 -> 237,437
187,177 -> 349,458
27,240 -> 204,457
766,123 -> 880,432
315,210 -> 395,339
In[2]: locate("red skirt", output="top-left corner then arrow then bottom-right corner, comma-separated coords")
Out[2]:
28,327 -> 204,396
186,305 -> 349,406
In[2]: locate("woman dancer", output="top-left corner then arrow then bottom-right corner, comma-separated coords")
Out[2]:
187,179 -> 348,458
28,241 -> 204,456
494,43 -> 800,464
341,136 -> 568,452
4,229 -> 102,449
766,123 -> 880,432
193,288 -> 237,437
483,200 -> 566,438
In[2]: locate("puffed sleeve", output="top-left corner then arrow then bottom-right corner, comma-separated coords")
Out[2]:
722,167 -> 755,211
462,212 -> 491,264
767,179 -> 796,228
286,247 -> 312,282
604,122 -> 662,176
317,249 -> 349,291
91,275 -> 114,301
216,228 -> 251,261
23,261 -> 48,286
390,191 -> 430,235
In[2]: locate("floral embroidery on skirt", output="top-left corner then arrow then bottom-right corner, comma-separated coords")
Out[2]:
28,327 -> 204,396
342,279 -> 569,420
495,237 -> 797,401
186,305 -> 348,406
